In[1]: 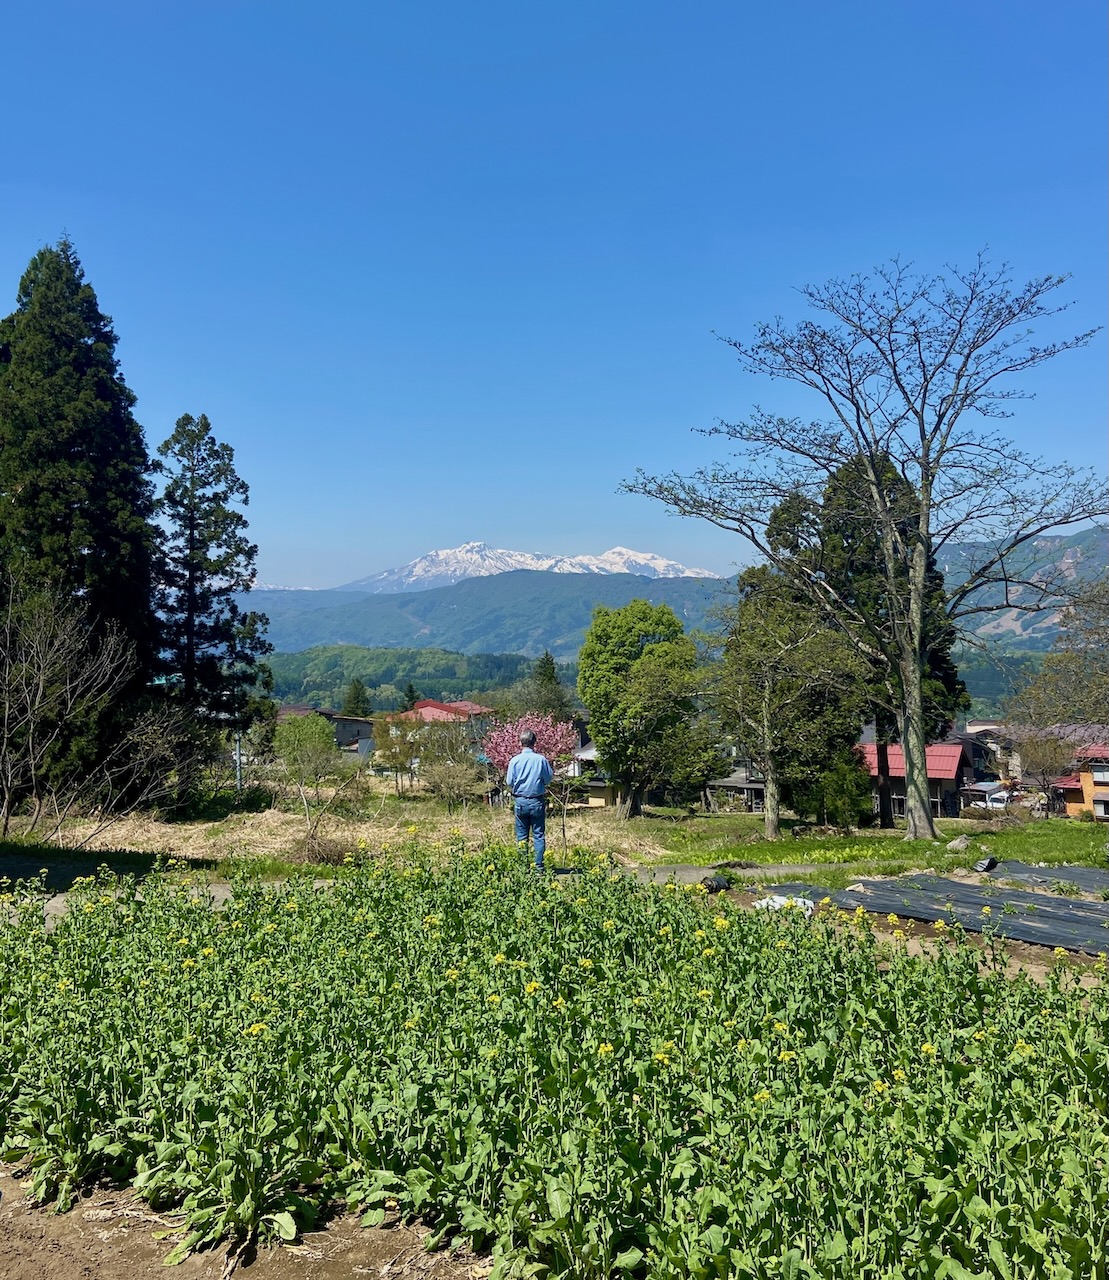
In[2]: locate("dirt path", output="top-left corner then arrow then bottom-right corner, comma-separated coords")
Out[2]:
0,1171 -> 480,1280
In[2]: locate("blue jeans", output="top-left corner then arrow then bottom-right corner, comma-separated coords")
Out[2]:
514,797 -> 547,868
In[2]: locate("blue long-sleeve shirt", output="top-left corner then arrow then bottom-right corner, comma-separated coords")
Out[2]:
506,748 -> 553,798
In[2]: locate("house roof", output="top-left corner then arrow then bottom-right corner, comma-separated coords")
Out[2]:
1076,743 -> 1109,761
859,742 -> 969,781
396,702 -> 469,722
447,699 -> 494,715
1052,774 -> 1082,790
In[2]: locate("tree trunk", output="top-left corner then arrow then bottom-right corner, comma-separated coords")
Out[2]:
616,783 -> 644,819
899,661 -> 937,839
763,758 -> 781,840
876,739 -> 894,828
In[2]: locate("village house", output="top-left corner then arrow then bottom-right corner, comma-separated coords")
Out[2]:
1069,744 -> 1109,820
859,741 -> 974,819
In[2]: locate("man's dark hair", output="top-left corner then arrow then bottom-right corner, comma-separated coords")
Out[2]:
519,729 -> 536,748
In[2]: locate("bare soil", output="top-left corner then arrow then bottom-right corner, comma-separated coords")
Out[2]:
0,1171 -> 481,1280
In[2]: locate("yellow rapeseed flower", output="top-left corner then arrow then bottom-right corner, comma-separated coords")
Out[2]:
735,1039 -> 748,1053
773,1021 -> 788,1035
602,919 -> 615,930
872,1079 -> 888,1093
597,1042 -> 614,1056
702,946 -> 717,958
403,1019 -> 417,1030
887,914 -> 899,925
753,1088 -> 771,1103
653,1052 -> 671,1065
181,959 -> 195,970
1053,947 -> 1067,958
713,915 -> 730,932
524,980 -> 541,995
920,1042 -> 937,1058
245,1022 -> 267,1036
775,939 -> 789,950
697,988 -> 712,1000
1014,1039 -> 1035,1056
492,952 -> 506,965
201,947 -> 214,957
892,1068 -> 906,1082
893,929 -> 906,940
658,926 -> 671,937
552,997 -> 566,1010
931,920 -> 947,933
486,994 -> 501,1005
777,1050 -> 796,1063
693,928 -> 705,940
980,905 -> 991,915
579,957 -> 593,969
973,1030 -> 986,1042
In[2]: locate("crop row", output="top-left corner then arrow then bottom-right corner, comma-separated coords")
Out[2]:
0,850 -> 1106,1278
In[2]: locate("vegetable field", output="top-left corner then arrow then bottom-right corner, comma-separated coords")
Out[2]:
1,851 -> 1106,1279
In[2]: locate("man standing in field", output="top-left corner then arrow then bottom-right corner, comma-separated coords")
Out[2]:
506,729 -> 553,873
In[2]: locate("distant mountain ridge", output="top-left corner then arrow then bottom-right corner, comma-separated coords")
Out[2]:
243,528 -> 1106,661
250,570 -> 727,660
336,541 -> 718,593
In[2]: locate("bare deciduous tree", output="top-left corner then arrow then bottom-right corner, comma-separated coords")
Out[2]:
0,574 -> 133,835
627,255 -> 1106,839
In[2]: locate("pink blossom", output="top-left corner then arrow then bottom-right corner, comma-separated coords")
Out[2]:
483,713 -> 579,775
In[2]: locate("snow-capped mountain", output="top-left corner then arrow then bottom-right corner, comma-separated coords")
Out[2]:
335,542 -> 720,593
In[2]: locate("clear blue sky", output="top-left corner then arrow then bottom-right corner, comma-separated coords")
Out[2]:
2,1 -> 1105,587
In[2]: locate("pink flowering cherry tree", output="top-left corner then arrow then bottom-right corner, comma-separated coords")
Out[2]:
483,713 -> 579,775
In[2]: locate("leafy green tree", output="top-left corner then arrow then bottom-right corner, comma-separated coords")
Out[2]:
717,568 -> 867,839
0,239 -> 158,673
340,677 -> 373,717
401,682 -> 420,711
154,413 -> 270,725
371,712 -> 421,793
577,601 -> 697,818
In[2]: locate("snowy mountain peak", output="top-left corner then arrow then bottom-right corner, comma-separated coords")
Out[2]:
336,544 -> 720,593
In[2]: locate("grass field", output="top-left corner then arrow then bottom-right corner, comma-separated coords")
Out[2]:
2,848 -> 1106,1278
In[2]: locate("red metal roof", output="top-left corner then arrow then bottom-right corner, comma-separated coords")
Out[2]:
1052,774 -> 1082,790
396,703 -> 469,723
1076,743 -> 1109,760
859,742 -> 968,781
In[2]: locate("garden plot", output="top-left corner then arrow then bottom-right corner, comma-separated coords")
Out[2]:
3,852 -> 1107,1278
766,868 -> 1109,955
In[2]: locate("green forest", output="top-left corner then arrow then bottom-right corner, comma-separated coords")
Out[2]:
268,645 -> 577,711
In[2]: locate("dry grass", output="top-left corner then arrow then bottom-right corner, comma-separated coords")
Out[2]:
60,777 -> 682,869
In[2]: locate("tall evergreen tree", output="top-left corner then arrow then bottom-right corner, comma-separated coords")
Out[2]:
340,677 -> 373,717
0,238 -> 158,671
155,412 -> 270,724
526,650 -> 574,721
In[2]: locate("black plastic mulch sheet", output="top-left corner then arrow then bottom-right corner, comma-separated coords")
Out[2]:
763,876 -> 1109,955
985,860 -> 1109,895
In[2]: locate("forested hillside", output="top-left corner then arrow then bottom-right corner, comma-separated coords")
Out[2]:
268,645 -> 577,710
252,570 -> 730,660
